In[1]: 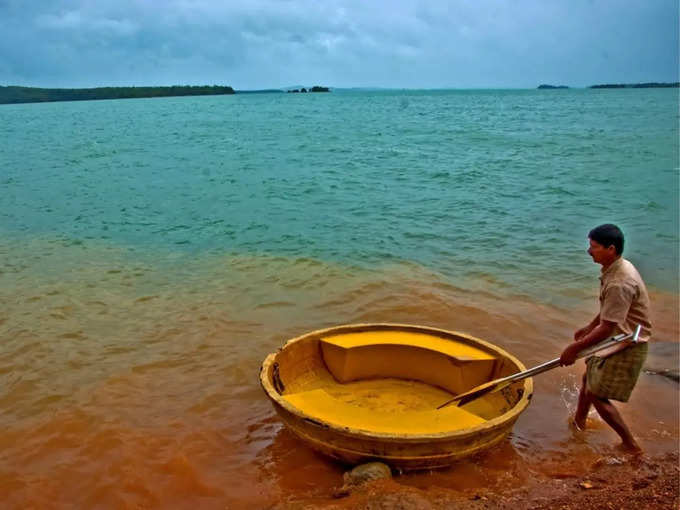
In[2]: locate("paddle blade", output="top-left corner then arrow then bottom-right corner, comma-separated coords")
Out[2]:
437,379 -> 510,409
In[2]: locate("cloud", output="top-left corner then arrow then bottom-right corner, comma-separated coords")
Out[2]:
36,10 -> 139,37
0,0 -> 677,88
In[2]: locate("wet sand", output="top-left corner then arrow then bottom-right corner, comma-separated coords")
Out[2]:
0,245 -> 677,508
291,452 -> 679,509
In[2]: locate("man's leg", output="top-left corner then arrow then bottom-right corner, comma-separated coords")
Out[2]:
590,394 -> 642,452
573,372 -> 591,430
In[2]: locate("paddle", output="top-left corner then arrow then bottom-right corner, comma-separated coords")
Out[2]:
437,325 -> 642,409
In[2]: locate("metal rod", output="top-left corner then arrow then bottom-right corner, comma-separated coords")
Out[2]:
487,330 -> 634,387
437,326 -> 642,409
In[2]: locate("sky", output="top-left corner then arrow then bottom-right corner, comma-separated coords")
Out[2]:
0,0 -> 678,89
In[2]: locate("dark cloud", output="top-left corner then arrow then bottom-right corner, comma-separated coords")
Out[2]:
0,0 -> 677,88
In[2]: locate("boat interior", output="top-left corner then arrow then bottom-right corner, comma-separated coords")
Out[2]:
271,328 -> 525,435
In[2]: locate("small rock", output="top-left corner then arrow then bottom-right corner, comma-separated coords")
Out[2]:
333,462 -> 392,497
579,481 -> 594,489
593,456 -> 624,468
632,479 -> 650,490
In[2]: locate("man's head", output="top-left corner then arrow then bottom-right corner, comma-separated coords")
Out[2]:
587,223 -> 624,266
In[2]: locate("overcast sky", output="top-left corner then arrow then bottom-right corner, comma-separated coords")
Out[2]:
1,0 -> 677,89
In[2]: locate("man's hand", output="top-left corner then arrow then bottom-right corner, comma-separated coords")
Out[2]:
563,320 -> 615,366
560,343 -> 582,366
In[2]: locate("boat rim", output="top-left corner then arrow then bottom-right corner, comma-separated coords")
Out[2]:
260,322 -> 533,441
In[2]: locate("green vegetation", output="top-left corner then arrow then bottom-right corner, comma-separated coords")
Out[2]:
287,86 -> 330,93
590,82 -> 679,89
0,85 -> 235,104
538,83 -> 678,89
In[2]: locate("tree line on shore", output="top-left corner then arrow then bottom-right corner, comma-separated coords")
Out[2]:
0,85 -> 235,105
3,82 -> 676,104
287,86 -> 330,93
539,82 -> 679,89
589,82 -> 679,89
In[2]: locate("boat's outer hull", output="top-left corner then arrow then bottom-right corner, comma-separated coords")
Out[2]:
269,396 -> 521,470
260,323 -> 533,470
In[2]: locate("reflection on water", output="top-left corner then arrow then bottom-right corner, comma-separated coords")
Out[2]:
0,239 -> 677,508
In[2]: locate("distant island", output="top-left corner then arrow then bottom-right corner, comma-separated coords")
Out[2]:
538,82 -> 679,90
287,86 -> 330,93
234,89 -> 284,94
0,84 -> 336,104
0,85 -> 235,105
589,82 -> 679,89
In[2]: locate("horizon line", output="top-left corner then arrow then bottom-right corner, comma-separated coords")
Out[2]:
2,81 -> 679,91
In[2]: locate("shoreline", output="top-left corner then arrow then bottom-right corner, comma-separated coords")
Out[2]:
3,83 -> 679,105
299,452 -> 679,509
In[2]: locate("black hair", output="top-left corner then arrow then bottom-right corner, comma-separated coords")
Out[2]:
588,224 -> 624,255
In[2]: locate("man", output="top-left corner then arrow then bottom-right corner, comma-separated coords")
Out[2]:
560,224 -> 651,452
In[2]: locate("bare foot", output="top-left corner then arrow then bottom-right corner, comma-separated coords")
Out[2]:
616,441 -> 643,455
568,416 -> 585,433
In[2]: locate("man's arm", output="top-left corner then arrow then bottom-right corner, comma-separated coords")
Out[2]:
560,319 -> 616,366
563,281 -> 635,365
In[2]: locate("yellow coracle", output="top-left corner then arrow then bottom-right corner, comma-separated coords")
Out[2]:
260,324 -> 532,470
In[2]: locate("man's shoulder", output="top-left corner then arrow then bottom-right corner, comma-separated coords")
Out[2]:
601,260 -> 630,287
609,258 -> 642,281
620,257 -> 638,271
603,258 -> 648,298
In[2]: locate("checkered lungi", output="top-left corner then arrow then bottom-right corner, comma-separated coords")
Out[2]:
586,342 -> 648,402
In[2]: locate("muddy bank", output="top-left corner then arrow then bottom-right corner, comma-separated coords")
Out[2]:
275,452 -> 678,510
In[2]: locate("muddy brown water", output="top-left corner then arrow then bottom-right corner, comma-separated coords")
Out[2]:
0,249 -> 677,509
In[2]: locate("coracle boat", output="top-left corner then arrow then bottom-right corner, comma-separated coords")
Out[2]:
260,323 -> 532,470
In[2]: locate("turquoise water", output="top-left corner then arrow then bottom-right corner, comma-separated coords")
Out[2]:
1,89 -> 678,301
